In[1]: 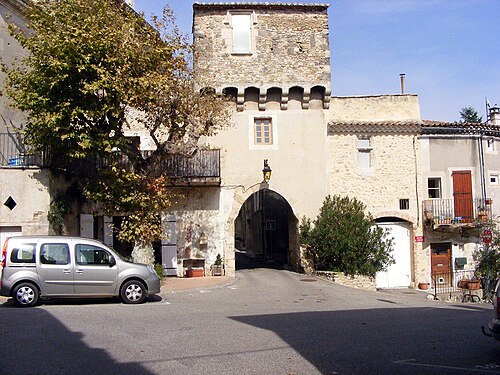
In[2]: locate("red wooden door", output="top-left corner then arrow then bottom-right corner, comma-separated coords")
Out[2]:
431,242 -> 452,285
452,171 -> 473,223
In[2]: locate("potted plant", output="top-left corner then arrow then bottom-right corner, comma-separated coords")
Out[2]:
418,282 -> 430,290
467,279 -> 481,290
212,254 -> 223,276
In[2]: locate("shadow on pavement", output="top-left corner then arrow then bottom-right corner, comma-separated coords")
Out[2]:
230,307 -> 499,374
1,294 -> 163,307
0,307 -> 155,375
235,250 -> 289,271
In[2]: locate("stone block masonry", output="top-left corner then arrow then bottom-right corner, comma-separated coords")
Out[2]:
193,4 -> 331,92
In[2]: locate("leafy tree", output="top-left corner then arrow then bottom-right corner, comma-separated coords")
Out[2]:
459,106 -> 482,123
1,0 -> 229,263
299,195 -> 394,277
474,221 -> 500,299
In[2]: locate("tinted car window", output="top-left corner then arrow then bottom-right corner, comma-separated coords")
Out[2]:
75,244 -> 113,266
10,243 -> 36,263
40,243 -> 70,265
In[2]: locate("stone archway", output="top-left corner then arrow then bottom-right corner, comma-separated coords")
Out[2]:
223,186 -> 299,274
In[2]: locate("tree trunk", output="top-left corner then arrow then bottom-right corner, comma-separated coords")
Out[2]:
131,240 -> 155,265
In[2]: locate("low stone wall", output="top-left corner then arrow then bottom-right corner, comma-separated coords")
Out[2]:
315,270 -> 376,290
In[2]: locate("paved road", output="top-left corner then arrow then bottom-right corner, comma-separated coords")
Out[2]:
0,268 -> 498,374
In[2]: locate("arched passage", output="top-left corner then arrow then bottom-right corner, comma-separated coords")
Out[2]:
234,188 -> 297,270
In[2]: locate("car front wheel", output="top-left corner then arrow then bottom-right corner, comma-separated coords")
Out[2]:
13,282 -> 39,307
120,280 -> 146,304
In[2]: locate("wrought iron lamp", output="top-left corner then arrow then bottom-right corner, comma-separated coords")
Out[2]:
262,159 -> 272,183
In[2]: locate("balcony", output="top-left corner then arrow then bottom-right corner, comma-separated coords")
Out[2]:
0,132 -> 221,185
423,198 -> 492,231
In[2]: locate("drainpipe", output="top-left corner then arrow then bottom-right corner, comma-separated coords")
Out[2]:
478,133 -> 486,206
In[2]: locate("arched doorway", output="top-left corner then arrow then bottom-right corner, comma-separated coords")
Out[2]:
234,189 -> 296,270
374,217 -> 413,288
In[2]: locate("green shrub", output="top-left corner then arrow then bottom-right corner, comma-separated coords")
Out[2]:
299,195 -> 394,277
154,263 -> 164,280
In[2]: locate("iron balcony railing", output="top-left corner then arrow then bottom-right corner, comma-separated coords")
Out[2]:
0,132 -> 220,180
423,198 -> 492,225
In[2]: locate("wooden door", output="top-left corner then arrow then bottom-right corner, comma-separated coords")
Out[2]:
452,171 -> 473,223
431,243 -> 452,285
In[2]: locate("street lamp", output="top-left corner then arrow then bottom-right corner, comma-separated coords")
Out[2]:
262,159 -> 272,183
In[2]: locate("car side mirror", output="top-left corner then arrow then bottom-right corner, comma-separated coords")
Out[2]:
109,256 -> 116,267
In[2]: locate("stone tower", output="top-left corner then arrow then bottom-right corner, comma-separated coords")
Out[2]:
193,2 -> 331,111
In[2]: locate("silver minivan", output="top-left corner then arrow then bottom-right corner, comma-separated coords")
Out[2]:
0,236 -> 161,307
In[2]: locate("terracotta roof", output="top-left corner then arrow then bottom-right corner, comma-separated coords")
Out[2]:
327,119 -> 500,137
193,2 -> 329,9
421,120 -> 500,136
328,120 -> 421,135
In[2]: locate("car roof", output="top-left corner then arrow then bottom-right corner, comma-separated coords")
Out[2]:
6,236 -> 105,244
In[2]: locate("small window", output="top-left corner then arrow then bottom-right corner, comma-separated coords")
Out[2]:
490,174 -> 499,185
487,138 -> 495,152
399,199 -> 410,210
40,243 -> 70,265
357,137 -> 372,172
254,118 -> 273,145
232,13 -> 251,54
428,178 -> 442,198
10,243 -> 36,263
76,244 -> 113,266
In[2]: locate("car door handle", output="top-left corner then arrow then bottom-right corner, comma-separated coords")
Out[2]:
75,269 -> 84,274
63,269 -> 72,274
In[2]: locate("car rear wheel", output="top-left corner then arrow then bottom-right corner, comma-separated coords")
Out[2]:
120,280 -> 146,304
13,282 -> 39,307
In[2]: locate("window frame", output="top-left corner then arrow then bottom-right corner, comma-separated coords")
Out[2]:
10,243 -> 36,264
254,117 -> 273,145
357,136 -> 373,174
489,172 -> 499,185
486,138 -> 496,153
230,12 -> 253,55
249,115 -> 278,150
427,177 -> 442,198
40,243 -> 70,265
75,244 -> 114,266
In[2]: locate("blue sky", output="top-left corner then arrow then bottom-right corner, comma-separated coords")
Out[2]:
134,0 -> 500,122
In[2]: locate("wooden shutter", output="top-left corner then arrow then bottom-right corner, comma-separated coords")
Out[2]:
452,171 -> 473,223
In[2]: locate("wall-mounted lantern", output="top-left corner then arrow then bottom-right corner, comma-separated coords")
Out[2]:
262,159 -> 272,183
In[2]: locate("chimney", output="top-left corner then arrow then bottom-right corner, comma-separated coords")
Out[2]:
399,73 -> 406,94
490,105 -> 500,125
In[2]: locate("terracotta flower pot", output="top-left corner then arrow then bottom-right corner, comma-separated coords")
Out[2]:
418,282 -> 429,290
458,280 -> 469,289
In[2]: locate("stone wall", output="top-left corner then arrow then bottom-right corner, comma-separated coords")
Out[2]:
316,271 -> 376,290
193,4 -> 330,91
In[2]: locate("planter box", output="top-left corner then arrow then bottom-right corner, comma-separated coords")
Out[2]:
185,268 -> 204,278
466,281 -> 481,290
212,265 -> 223,276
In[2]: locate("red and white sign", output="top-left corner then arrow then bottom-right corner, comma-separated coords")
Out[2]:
482,229 -> 493,244
414,236 -> 425,243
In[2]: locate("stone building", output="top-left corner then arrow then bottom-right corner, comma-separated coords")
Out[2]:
418,106 -> 500,288
2,1 -> 495,291
185,2 -> 425,283
0,0 -> 54,246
